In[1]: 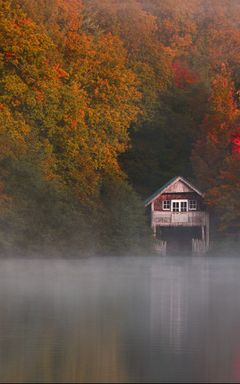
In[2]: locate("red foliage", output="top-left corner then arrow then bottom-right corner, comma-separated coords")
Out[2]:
172,59 -> 199,89
35,90 -> 45,103
232,128 -> 240,154
5,52 -> 15,62
53,64 -> 69,80
18,18 -> 34,27
71,120 -> 78,129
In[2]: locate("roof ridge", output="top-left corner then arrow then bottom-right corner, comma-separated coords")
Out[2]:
144,176 -> 202,206
144,176 -> 178,206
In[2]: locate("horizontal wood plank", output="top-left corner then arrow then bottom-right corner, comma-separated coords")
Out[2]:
152,211 -> 208,227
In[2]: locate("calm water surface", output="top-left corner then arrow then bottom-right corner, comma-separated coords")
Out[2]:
0,256 -> 240,383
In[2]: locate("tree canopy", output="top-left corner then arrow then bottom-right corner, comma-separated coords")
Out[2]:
0,0 -> 239,253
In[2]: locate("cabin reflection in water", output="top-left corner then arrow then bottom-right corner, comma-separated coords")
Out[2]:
145,176 -> 210,255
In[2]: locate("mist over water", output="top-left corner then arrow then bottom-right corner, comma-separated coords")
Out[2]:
0,255 -> 240,383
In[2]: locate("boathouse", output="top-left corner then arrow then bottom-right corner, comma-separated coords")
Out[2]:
145,176 -> 210,255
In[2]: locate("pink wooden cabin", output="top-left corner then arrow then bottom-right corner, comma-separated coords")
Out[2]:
145,176 -> 210,254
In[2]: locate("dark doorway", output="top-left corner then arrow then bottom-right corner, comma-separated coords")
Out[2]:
159,227 -> 201,255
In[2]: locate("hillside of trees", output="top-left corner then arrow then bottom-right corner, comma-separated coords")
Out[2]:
0,0 -> 239,255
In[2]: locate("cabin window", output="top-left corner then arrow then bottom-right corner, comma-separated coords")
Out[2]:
162,200 -> 171,210
172,201 -> 180,212
189,200 -> 197,210
171,200 -> 188,212
181,201 -> 188,212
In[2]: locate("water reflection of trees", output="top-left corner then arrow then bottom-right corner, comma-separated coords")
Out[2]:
0,313 -> 128,383
1,258 -> 240,383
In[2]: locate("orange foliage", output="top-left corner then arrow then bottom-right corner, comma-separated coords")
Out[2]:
34,90 -> 45,103
172,59 -> 199,88
18,18 -> 34,27
70,120 -> 78,129
192,64 -> 240,193
203,66 -> 239,147
53,64 -> 69,80
55,0 -> 83,31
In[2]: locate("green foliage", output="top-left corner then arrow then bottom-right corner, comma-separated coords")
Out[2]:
100,176 -> 151,255
0,157 -> 95,255
207,155 -> 240,232
1,0 -> 240,253
192,67 -> 240,232
0,0 -> 150,255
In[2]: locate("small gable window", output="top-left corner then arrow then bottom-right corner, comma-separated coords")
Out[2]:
189,200 -> 197,210
163,200 -> 171,210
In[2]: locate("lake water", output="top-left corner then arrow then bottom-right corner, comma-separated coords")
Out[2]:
0,256 -> 240,383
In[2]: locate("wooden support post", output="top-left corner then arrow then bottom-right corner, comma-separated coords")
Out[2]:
153,225 -> 157,238
206,214 -> 210,251
201,226 -> 205,242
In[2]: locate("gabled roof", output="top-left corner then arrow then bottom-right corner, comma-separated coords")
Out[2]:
144,176 -> 203,207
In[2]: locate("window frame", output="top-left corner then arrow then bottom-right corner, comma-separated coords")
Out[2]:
171,199 -> 189,213
189,200 -> 197,211
162,200 -> 171,211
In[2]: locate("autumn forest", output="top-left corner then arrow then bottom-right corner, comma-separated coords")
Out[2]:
0,0 -> 240,255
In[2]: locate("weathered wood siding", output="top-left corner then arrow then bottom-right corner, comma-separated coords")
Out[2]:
146,177 -> 210,254
152,211 -> 208,227
154,192 -> 203,211
164,179 -> 195,193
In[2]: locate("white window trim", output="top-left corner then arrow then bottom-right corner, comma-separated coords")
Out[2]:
162,200 -> 171,210
171,199 -> 188,212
